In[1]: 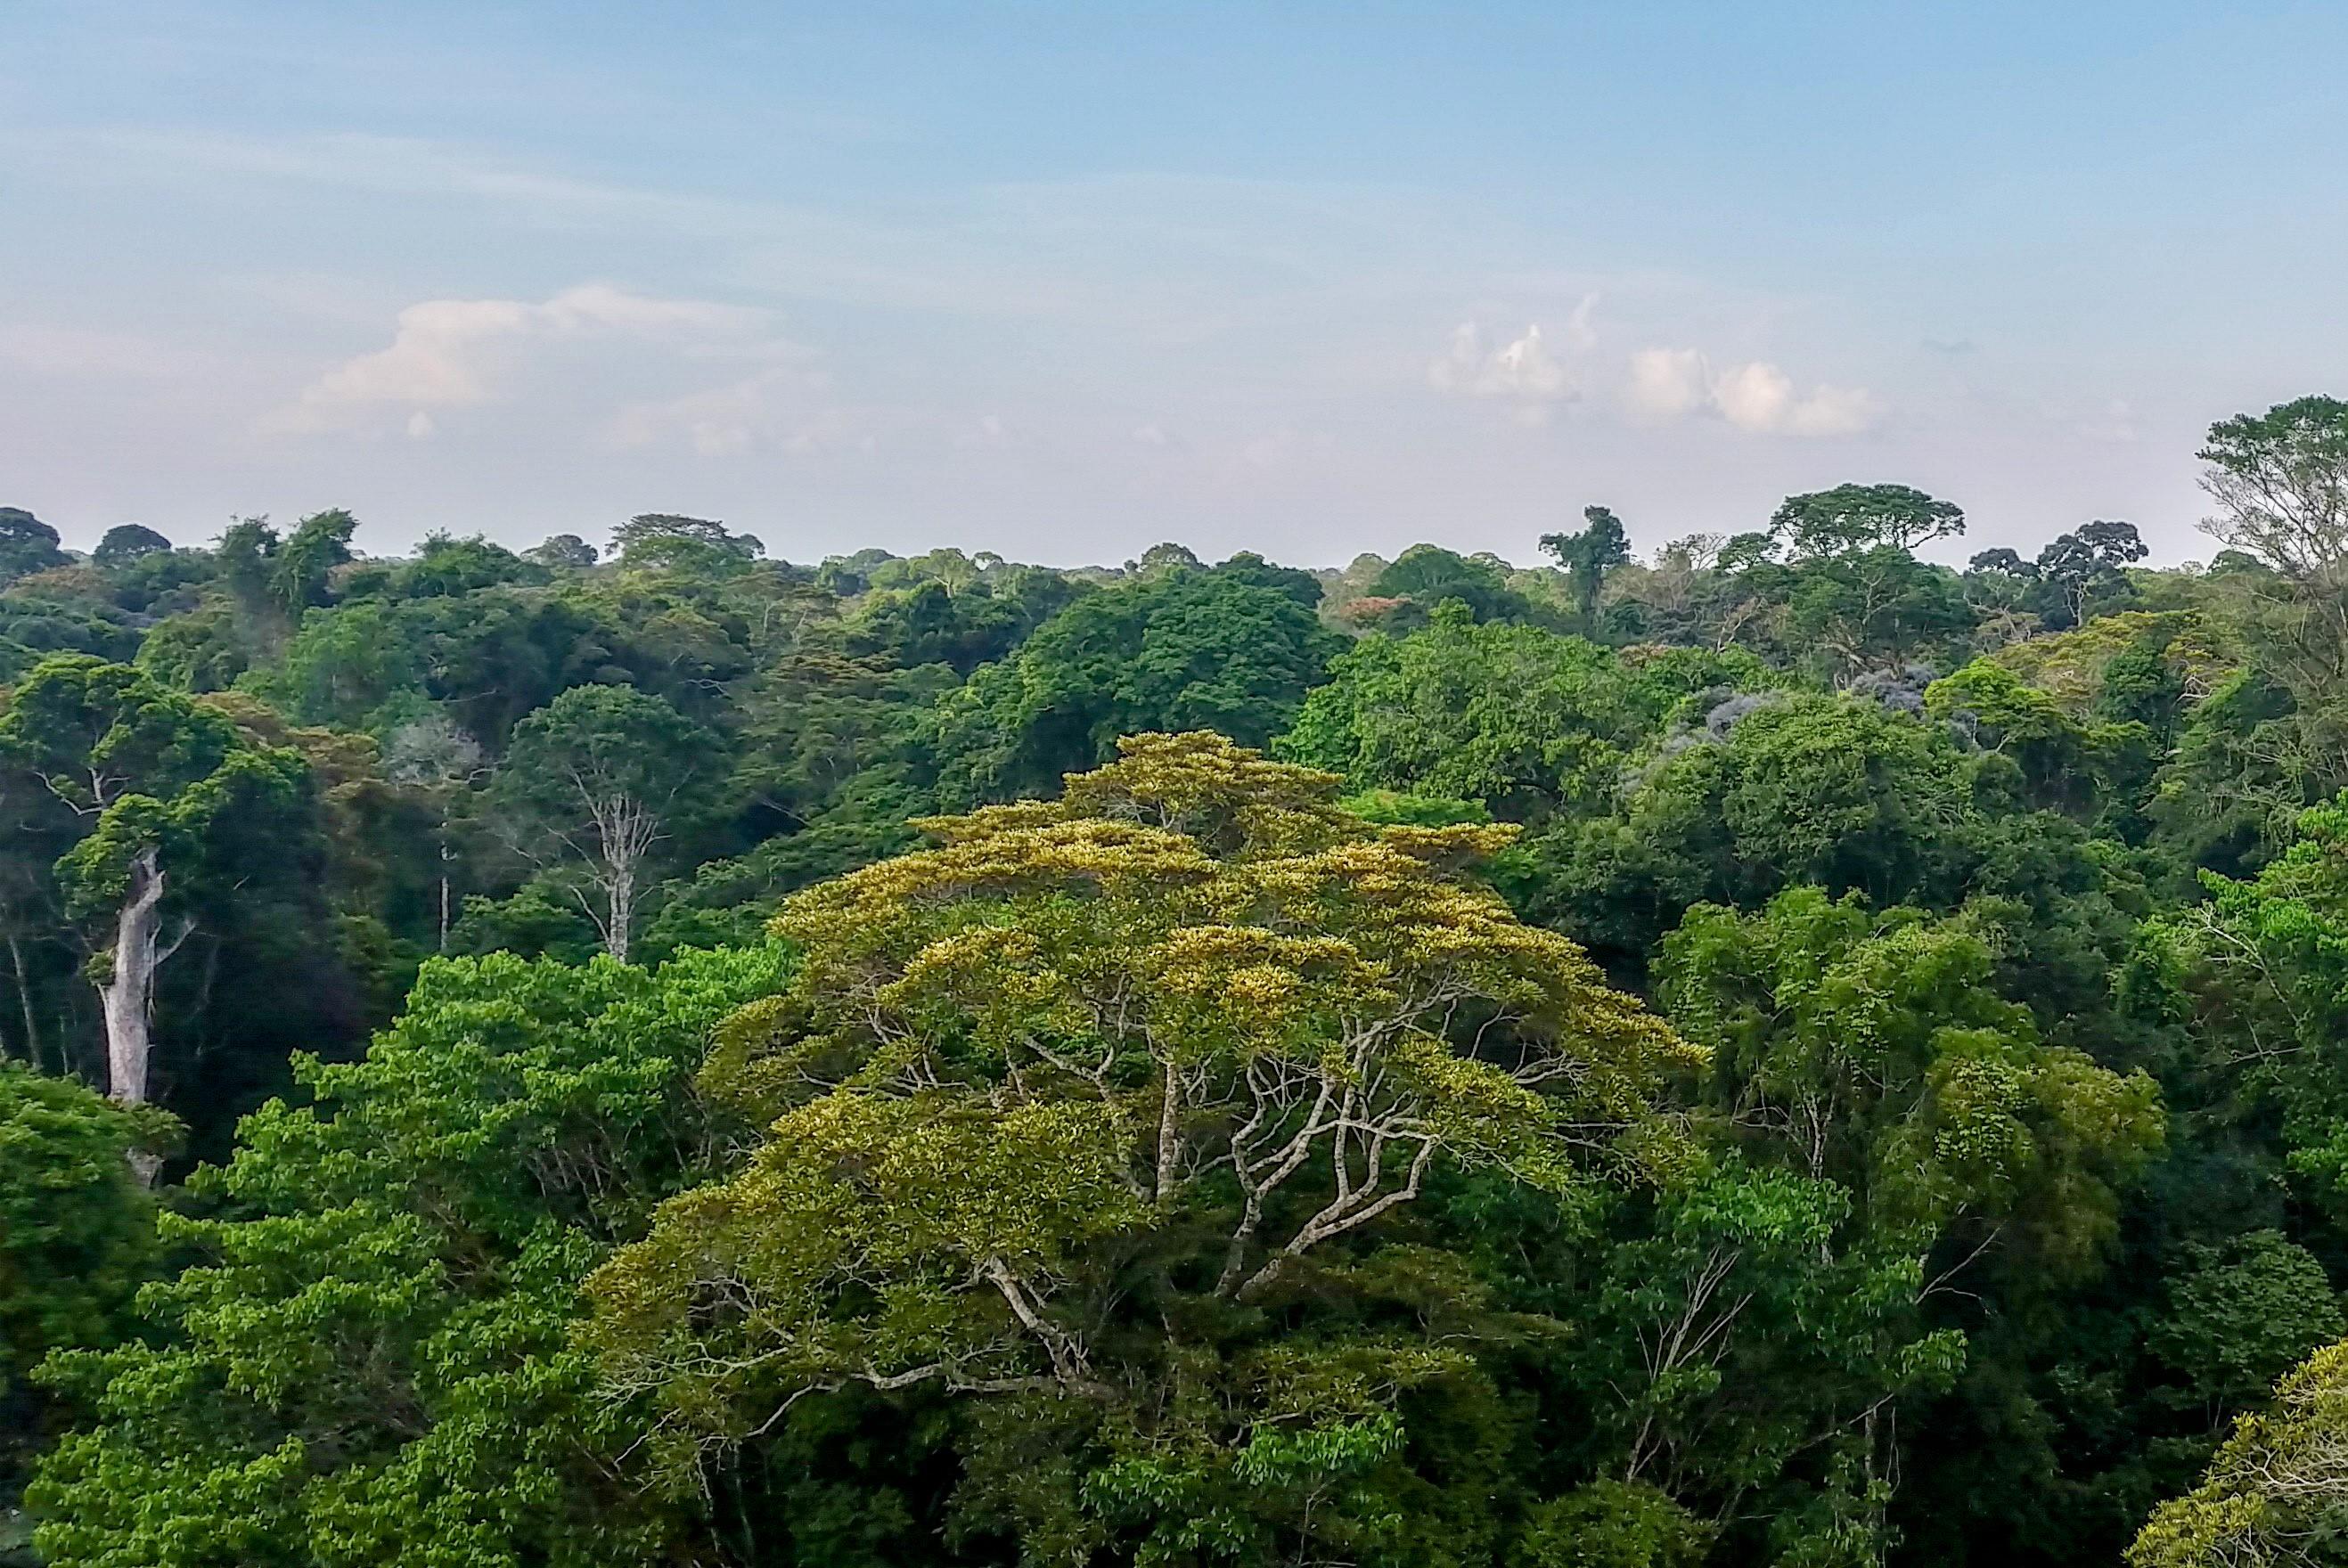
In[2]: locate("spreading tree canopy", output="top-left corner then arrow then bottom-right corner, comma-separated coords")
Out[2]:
585,732 -> 1705,1564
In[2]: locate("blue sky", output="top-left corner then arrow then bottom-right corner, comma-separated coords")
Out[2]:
3,2 -> 2343,567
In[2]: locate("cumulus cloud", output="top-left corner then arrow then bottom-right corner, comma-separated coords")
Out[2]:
1429,301 -> 1596,423
262,283 -> 809,440
1626,347 -> 1709,418
1626,346 -> 1877,436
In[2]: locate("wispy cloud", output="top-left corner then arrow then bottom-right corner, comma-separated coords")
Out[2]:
1428,297 -> 1599,424
263,283 -> 815,442
1626,346 -> 1878,436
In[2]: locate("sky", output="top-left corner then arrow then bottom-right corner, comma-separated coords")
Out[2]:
3,2 -> 2344,568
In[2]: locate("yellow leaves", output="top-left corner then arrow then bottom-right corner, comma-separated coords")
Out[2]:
1372,820 -> 1523,863
695,992 -> 802,1119
776,817 -> 1218,943
762,1091 -> 1148,1265
590,731 -> 1706,1432
1059,731 -> 1348,832
2129,1337 -> 2348,1567
909,800 -> 1068,843
1145,925 -> 1362,992
581,1090 -> 1149,1431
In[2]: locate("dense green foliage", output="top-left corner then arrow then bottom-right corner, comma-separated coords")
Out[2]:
13,402 -> 2348,1564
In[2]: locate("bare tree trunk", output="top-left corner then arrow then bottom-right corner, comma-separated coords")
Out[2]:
100,845 -> 178,1185
102,846 -> 166,1107
438,841 -> 454,952
8,931 -> 39,1073
589,794 -> 659,966
606,853 -> 635,965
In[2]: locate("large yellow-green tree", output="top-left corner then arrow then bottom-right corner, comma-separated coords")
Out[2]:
2130,1339 -> 2348,1568
585,731 -> 1706,1565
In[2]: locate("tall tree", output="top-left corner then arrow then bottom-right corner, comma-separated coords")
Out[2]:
89,525 -> 170,568
0,509 -> 70,586
1771,485 -> 1967,559
0,657 -> 307,1138
0,1066 -> 162,1531
267,508 -> 356,614
491,685 -> 716,963
26,946 -> 790,1568
2198,394 -> 2348,584
2036,519 -> 2148,627
585,732 -> 1704,1564
1279,600 -> 1762,822
1542,504 -> 1635,624
927,556 -> 1340,800
1363,543 -> 1534,625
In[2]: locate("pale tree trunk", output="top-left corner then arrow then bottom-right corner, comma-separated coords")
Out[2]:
586,794 -> 659,965
100,845 -> 183,1184
7,932 -> 39,1073
605,854 -> 636,966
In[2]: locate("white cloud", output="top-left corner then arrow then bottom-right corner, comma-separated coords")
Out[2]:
1430,313 -> 1588,421
1627,347 -> 1708,417
1561,292 -> 1600,355
1627,347 -> 1877,436
262,283 -> 803,437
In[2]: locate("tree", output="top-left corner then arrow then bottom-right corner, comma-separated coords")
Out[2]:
584,732 -> 1704,1563
2147,1231 -> 2347,1423
390,534 -> 545,599
492,685 -> 716,963
0,1066 -> 164,1537
26,945 -> 791,1568
2037,519 -> 2148,627
0,657 -> 307,1138
1648,889 -> 2162,1553
927,557 -> 1341,800
0,510 -> 70,586
524,534 -> 599,569
133,606 -> 250,693
1363,543 -> 1534,625
1968,548 -> 2037,579
1542,505 -> 1636,624
2129,1338 -> 2348,1568
268,508 -> 357,616
1771,485 -> 1966,559
2151,794 -> 2348,1196
611,513 -> 763,574
381,709 -> 488,951
1277,600 -> 1763,822
1564,1156 -> 1944,1560
89,526 -> 170,568
1771,544 -> 1976,675
2199,395 -> 2348,584
0,509 -> 64,568
1134,540 -> 1203,573
1659,888 -> 2162,1265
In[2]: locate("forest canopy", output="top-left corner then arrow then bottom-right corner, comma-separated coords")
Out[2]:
12,406 -> 2348,1567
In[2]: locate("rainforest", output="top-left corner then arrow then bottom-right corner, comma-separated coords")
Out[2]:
11,399 -> 2348,1568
